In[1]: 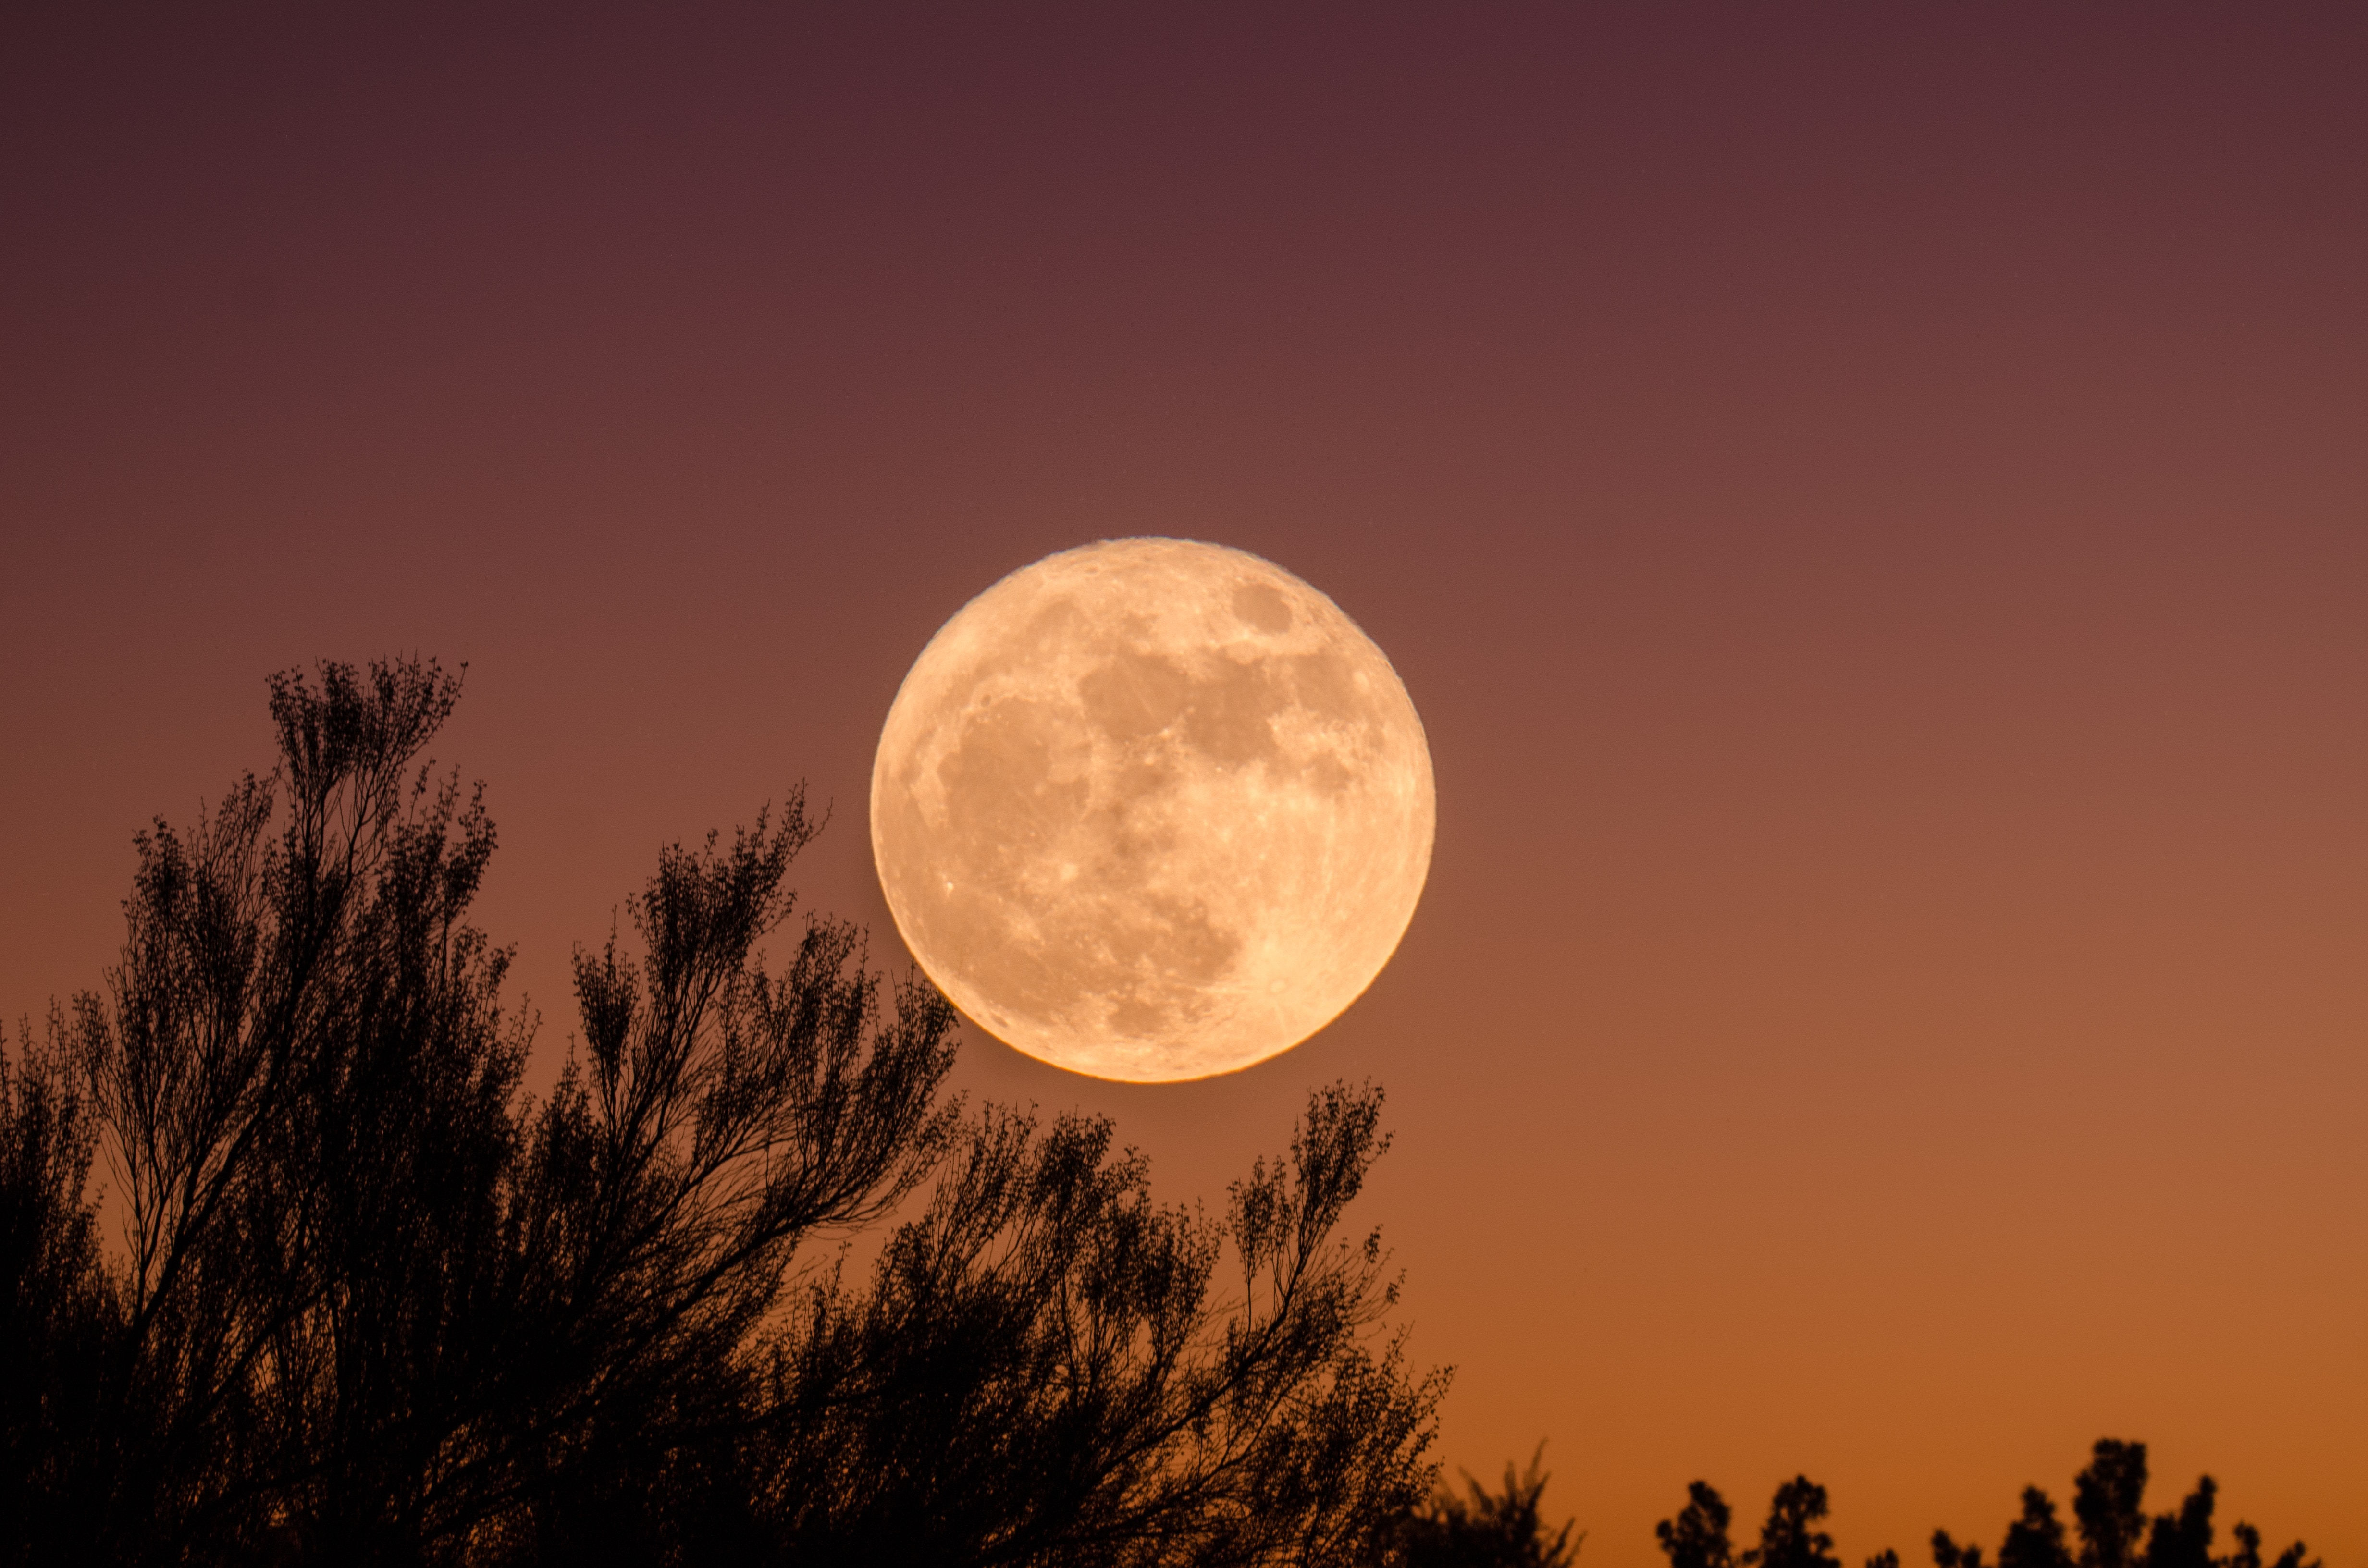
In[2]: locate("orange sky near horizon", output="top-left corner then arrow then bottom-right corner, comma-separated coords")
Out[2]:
3,6 -> 2363,1563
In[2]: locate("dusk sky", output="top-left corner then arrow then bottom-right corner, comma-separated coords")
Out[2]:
4,5 -> 2363,1563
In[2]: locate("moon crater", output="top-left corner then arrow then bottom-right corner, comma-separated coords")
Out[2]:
871,538 -> 1434,1081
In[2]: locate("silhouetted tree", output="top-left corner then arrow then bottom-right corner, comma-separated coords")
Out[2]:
1671,1443 -> 2321,1568
1748,1477 -> 1841,1568
1929,1440 -> 2316,1568
691,1083 -> 1446,1567
0,1017 -> 114,1564
1999,1489 -> 2075,1568
1400,1446 -> 1582,1568
2143,1477 -> 2216,1568
1659,1481 -> 1738,1568
1933,1531 -> 1987,1568
2145,1473 -> 2317,1568
2074,1442 -> 2151,1568
0,658 -> 1445,1567
2224,1521 -> 2322,1568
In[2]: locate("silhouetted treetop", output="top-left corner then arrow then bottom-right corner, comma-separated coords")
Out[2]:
1999,1488 -> 2075,1568
2145,1477 -> 2218,1568
2076,1442 -> 2152,1568
1748,1477 -> 1841,1568
0,656 -> 1446,1568
1933,1529 -> 1988,1568
1677,1437 -> 2318,1568
1659,1480 -> 1738,1568
1926,1439 -> 2318,1568
1401,1446 -> 1581,1568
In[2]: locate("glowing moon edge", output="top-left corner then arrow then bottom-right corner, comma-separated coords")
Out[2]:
869,537 -> 1435,1082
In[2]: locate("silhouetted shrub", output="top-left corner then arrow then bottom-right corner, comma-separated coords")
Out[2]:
0,658 -> 1445,1567
1400,1446 -> 1582,1568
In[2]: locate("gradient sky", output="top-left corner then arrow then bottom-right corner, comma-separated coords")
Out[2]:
5,5 -> 2363,1562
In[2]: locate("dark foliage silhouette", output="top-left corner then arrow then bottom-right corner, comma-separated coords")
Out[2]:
1998,1488 -> 2075,1568
1932,1531 -> 1988,1568
1660,1477 -> 1847,1568
1747,1477 -> 1841,1568
1927,1441 -> 2319,1568
1399,1446 -> 1581,1568
2144,1477 -> 2218,1568
1666,1439 -> 2318,1568
0,1020 -> 114,1562
719,1082 -> 1447,1567
1657,1481 -> 1738,1568
2075,1442 -> 2152,1568
0,658 -> 1444,1567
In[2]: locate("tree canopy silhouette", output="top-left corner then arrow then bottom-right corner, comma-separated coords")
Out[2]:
1662,1440 -> 2318,1568
1657,1478 -> 1842,1568
1748,1478 -> 1841,1568
1658,1480 -> 1737,1568
0,657 -> 1446,1567
1949,1440 -> 2319,1568
1399,1446 -> 1582,1568
1997,1487 -> 2074,1568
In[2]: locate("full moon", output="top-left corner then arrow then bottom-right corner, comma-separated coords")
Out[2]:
870,538 -> 1435,1081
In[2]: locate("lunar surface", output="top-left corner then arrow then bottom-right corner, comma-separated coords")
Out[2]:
870,538 -> 1435,1081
